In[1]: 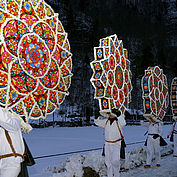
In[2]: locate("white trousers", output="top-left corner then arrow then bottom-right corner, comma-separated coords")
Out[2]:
174,133 -> 177,157
105,142 -> 121,177
146,136 -> 160,165
0,163 -> 21,177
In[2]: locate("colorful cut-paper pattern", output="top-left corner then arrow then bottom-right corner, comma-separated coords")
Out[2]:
171,77 -> 177,118
0,0 -> 72,121
142,66 -> 169,122
90,34 -> 132,116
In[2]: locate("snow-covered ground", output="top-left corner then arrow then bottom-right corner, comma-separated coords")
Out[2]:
23,124 -> 177,177
121,154 -> 177,177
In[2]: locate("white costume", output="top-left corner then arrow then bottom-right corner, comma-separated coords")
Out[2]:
95,115 -> 126,177
169,120 -> 177,157
141,121 -> 162,166
0,107 -> 25,177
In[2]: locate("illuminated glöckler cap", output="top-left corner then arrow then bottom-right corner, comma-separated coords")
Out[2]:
142,66 -> 169,123
0,0 -> 72,121
171,77 -> 177,120
90,34 -> 132,117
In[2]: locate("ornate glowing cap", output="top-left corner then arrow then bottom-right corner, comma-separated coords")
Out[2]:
171,77 -> 177,120
0,0 -> 72,121
142,66 -> 169,122
90,34 -> 132,117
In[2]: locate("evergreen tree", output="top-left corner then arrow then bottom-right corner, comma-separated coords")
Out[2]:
141,41 -> 154,73
65,4 -> 75,33
157,47 -> 167,72
78,0 -> 89,13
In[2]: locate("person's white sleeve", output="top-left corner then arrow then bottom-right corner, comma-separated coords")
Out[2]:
20,118 -> 33,133
0,108 -> 20,132
158,123 -> 163,136
118,115 -> 126,128
140,120 -> 150,127
168,123 -> 174,135
94,117 -> 107,128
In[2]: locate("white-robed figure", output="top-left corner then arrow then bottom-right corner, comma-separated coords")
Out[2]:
167,118 -> 177,157
94,109 -> 126,177
141,119 -> 162,168
0,107 -> 25,177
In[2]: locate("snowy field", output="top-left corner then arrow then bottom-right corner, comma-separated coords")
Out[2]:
23,124 -> 177,177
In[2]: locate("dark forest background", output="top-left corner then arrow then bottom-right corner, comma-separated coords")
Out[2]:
43,0 -> 177,123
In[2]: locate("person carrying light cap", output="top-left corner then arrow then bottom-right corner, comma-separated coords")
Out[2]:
141,117 -> 163,168
167,116 -> 177,157
94,109 -> 126,177
0,107 -> 25,177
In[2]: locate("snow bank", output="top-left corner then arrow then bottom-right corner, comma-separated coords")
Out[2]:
122,146 -> 146,170
47,152 -> 106,177
47,144 -> 173,177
